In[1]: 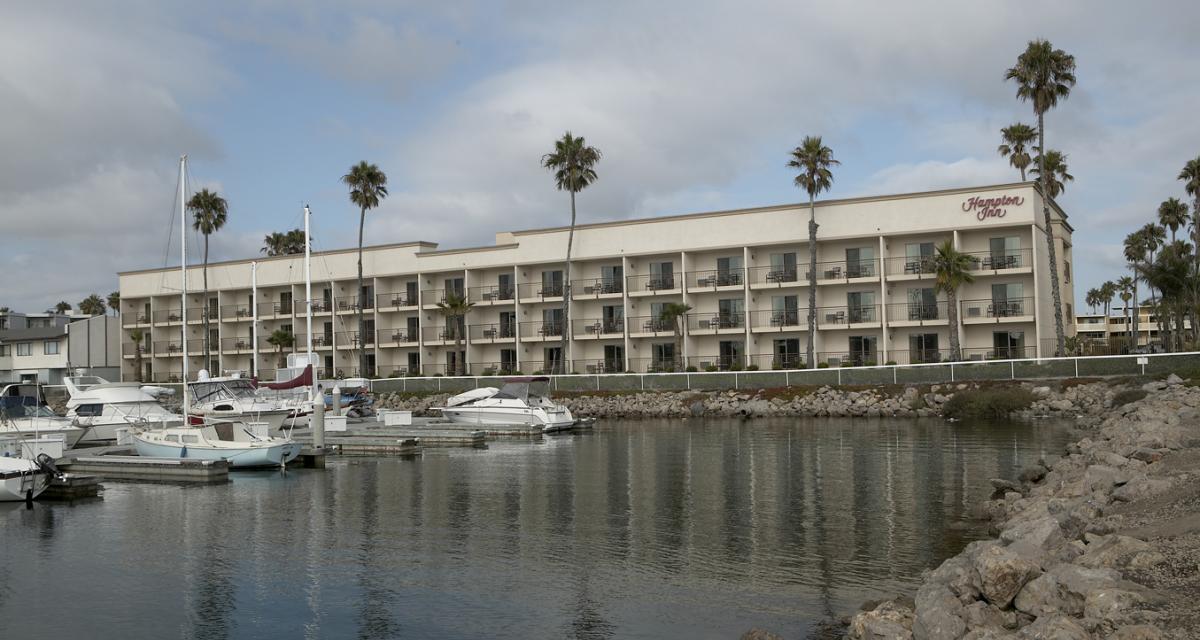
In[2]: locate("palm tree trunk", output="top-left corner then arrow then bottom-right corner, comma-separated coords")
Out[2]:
1019,167 -> 1026,181
203,235 -> 211,369
806,193 -> 818,368
948,289 -> 960,360
561,190 -> 576,374
1036,111 -> 1066,355
674,321 -> 683,372
357,206 -> 367,376
1132,280 -> 1139,347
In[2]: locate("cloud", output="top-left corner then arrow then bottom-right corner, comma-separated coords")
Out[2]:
866,158 -> 1016,195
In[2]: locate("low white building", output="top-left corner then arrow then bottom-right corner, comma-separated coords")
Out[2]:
0,313 -> 122,384
117,181 -> 1075,381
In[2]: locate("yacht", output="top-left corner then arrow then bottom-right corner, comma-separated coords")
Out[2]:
438,377 -> 575,432
132,423 -> 302,468
63,375 -> 182,443
188,373 -> 296,433
0,384 -> 88,448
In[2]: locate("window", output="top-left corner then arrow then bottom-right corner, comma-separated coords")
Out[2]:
1066,303 -> 1073,319
717,298 -> 744,327
500,349 -> 517,373
542,308 -> 563,336
846,291 -> 877,322
444,277 -> 464,297
649,261 -> 674,289
849,335 -> 878,365
988,237 -> 1022,268
773,338 -> 801,368
16,343 -> 31,356
182,435 -> 199,444
0,345 -> 7,356
769,252 -> 798,281
845,247 -> 876,277
904,242 -> 935,274
600,265 -> 623,293
1063,261 -> 1071,283
496,274 -> 513,299
602,345 -> 624,372
44,340 -> 60,355
651,343 -> 675,370
906,288 -> 938,320
716,256 -> 743,285
771,295 -> 799,325
540,270 -> 563,297
542,347 -> 563,374
908,334 -> 940,363
990,283 -> 1025,316
279,291 -> 292,310
718,340 -> 744,369
993,331 -> 1025,359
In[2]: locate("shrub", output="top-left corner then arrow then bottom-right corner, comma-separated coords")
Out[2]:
746,364 -> 759,371
685,366 -> 698,372
885,361 -> 897,366
864,360 -> 877,367
942,387 -> 1036,419
818,362 -> 830,369
705,365 -> 719,372
1111,388 -> 1147,407
481,368 -> 496,376
730,363 -> 743,372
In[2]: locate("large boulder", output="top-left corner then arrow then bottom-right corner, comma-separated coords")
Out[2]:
846,600 -> 914,640
912,583 -> 966,640
1015,614 -> 1091,639
1108,624 -> 1163,639
1076,535 -> 1164,571
973,545 -> 1041,608
1083,588 -> 1148,631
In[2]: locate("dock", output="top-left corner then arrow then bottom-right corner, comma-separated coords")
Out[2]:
41,473 -> 102,500
58,455 -> 229,483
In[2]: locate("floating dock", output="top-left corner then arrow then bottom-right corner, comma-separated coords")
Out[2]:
58,455 -> 229,483
41,473 -> 102,500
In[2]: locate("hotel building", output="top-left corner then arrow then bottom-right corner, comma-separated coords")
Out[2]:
116,182 -> 1074,382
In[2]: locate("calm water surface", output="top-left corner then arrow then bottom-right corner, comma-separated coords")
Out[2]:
0,417 -> 1072,639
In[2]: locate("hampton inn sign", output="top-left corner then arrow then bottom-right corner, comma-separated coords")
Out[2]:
961,194 -> 1025,221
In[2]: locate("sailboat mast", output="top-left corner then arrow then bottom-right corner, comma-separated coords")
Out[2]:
180,155 -> 190,420
251,261 -> 258,378
304,205 -> 314,401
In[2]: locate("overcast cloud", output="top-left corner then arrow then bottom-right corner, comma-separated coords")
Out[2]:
0,1 -> 1197,313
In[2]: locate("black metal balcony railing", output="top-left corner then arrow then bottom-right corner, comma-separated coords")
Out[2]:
885,301 -> 947,322
965,249 -> 1032,272
221,304 -> 253,319
124,312 -> 152,326
819,351 -> 880,367
747,353 -> 806,369
689,269 -> 745,289
817,259 -> 878,280
817,305 -> 880,325
334,331 -> 375,347
961,345 -> 1036,361
153,340 -> 182,353
468,285 -> 515,303
152,371 -> 184,383
517,282 -> 565,300
469,322 -> 517,340
257,301 -> 290,317
628,315 -> 676,334
884,255 -> 938,276
376,292 -> 418,308
422,325 -> 467,342
748,265 -> 807,285
888,349 -> 953,365
572,318 -> 624,336
687,312 -> 745,331
961,297 -> 1032,320
122,342 -> 148,356
571,278 -> 623,297
220,336 -> 254,351
625,357 -> 682,373
422,288 -> 466,305
185,307 -> 215,322
519,321 -> 564,339
749,309 -> 806,329
296,333 -> 334,348
626,273 -> 679,293
471,362 -> 520,376
153,309 -> 184,323
334,295 -> 373,312
687,354 -> 747,371
294,299 -> 333,314
573,358 -> 626,374
378,329 -> 418,344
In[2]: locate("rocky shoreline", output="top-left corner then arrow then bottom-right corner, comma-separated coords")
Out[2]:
374,379 -> 1119,420
842,376 -> 1200,639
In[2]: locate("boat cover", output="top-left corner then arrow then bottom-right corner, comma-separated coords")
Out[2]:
263,365 -> 313,390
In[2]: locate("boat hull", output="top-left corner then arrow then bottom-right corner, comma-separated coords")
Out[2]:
440,407 -> 575,430
133,436 -> 302,468
0,462 -> 49,501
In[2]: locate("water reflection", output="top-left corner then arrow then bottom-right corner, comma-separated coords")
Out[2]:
0,417 -> 1070,639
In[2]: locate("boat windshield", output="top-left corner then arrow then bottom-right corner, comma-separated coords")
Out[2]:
69,376 -> 107,390
190,380 -> 259,402
494,383 -> 530,402
528,380 -> 552,400
0,397 -> 59,419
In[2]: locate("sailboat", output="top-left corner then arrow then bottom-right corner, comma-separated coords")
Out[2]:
132,155 -> 300,468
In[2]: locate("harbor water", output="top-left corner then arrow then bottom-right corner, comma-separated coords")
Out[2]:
0,417 -> 1073,639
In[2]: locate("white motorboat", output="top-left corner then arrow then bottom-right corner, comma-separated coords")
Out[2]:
438,377 -> 575,432
132,423 -> 302,468
0,457 -> 52,502
188,373 -> 296,433
63,375 -> 182,443
0,384 -> 88,448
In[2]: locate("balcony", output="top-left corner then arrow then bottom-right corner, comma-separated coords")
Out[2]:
818,351 -> 880,367
686,312 -> 745,333
220,304 -> 253,321
123,312 -> 152,328
570,278 -> 623,299
888,349 -> 953,365
293,299 -> 333,315
256,301 -> 291,318
961,345 -> 1036,361
816,259 -> 879,283
151,370 -> 184,383
687,269 -> 745,293
816,305 -> 881,328
421,325 -> 467,345
519,320 -> 564,341
185,308 -> 216,324
885,301 -> 949,326
333,331 -> 375,349
152,340 -> 182,355
747,265 -> 808,289
152,308 -> 183,325
961,297 -> 1034,323
686,354 -> 746,371
884,255 -> 937,279
749,309 -> 808,332
964,249 -> 1032,274
469,322 -> 517,343
572,318 -> 624,339
376,292 -> 419,310
573,358 -> 626,374
422,288 -> 466,307
122,342 -> 149,358
746,353 -> 807,370
628,315 -> 677,337
626,273 -> 681,296
517,282 -> 565,303
219,336 -> 255,353
377,328 -> 419,346
470,362 -> 521,376
334,295 -> 372,313
467,285 -> 515,305
627,357 -> 681,373
295,333 -> 334,350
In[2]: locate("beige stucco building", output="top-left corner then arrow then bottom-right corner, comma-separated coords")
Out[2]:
117,181 -> 1074,382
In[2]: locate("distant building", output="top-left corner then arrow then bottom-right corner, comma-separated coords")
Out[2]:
1074,305 -> 1189,349
0,311 -> 121,384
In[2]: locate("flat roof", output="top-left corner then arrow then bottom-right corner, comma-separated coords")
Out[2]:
0,326 -> 67,342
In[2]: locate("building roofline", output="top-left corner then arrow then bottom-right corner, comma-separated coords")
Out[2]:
116,241 -> 440,276
416,243 -> 520,258
508,181 -> 1044,237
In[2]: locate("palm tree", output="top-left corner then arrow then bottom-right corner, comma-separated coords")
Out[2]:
997,123 -> 1037,180
1134,241 -> 1193,351
931,241 -> 974,361
788,136 -> 840,368
187,188 -> 229,368
657,302 -> 693,371
1085,287 -> 1100,315
1030,149 -> 1074,198
262,229 -> 307,256
1006,38 -> 1076,355
129,329 -> 146,381
1098,281 -> 1117,344
54,301 -> 71,314
1123,229 -> 1149,342
542,132 -> 602,372
1158,197 -> 1189,244
1117,276 -> 1135,348
435,292 -> 475,375
266,328 -> 295,368
342,161 -> 389,377
1180,156 -> 1200,309
106,291 -> 120,315
78,293 -> 106,316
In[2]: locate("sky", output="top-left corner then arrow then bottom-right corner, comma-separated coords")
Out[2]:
1,1 -> 1197,314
